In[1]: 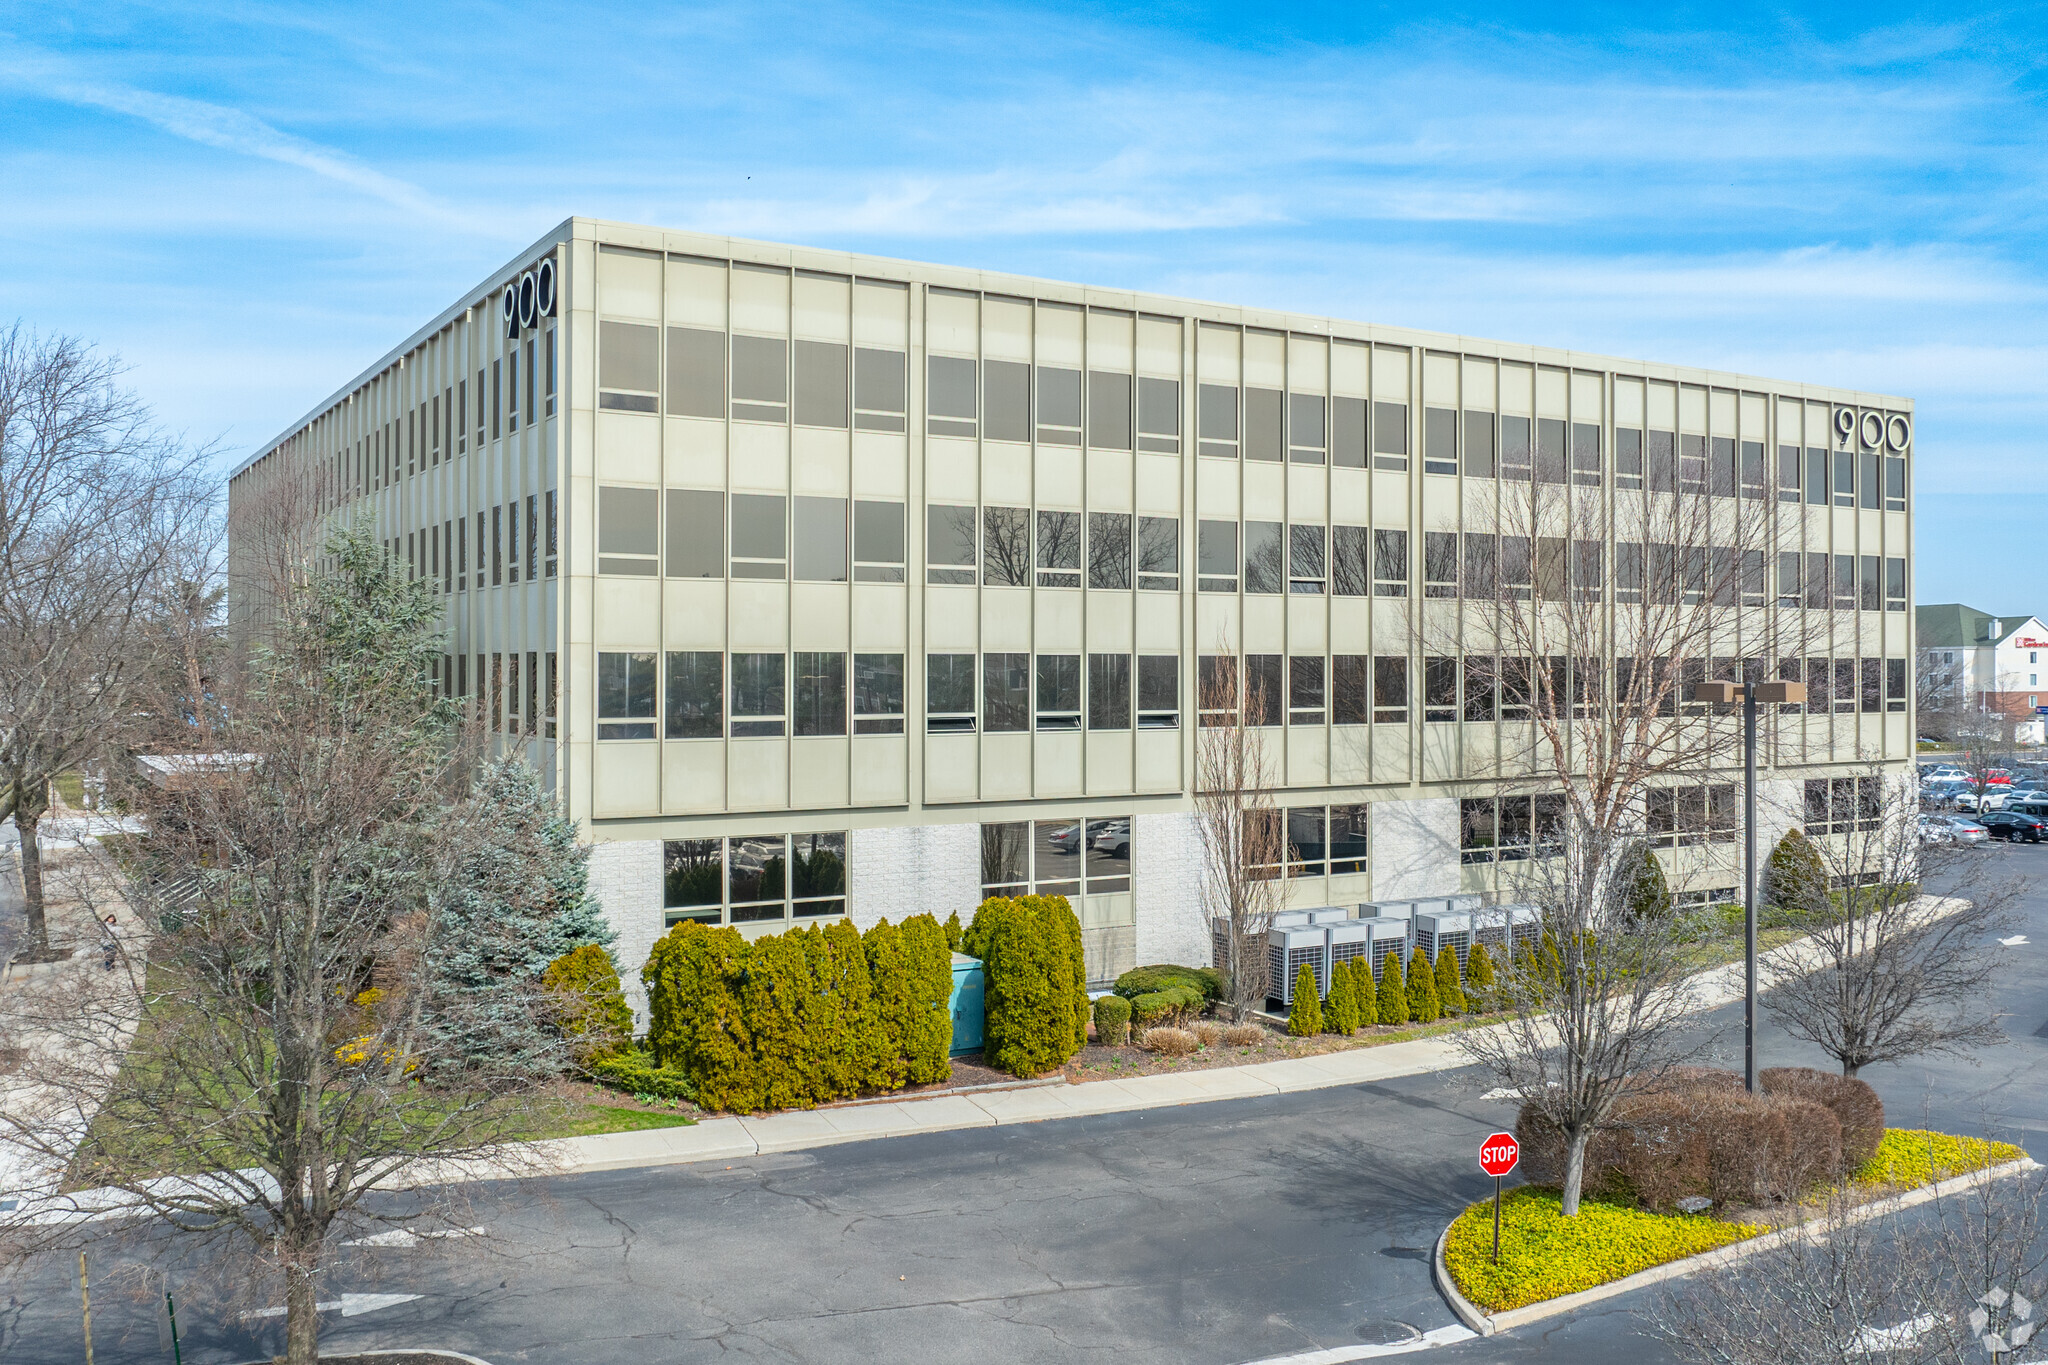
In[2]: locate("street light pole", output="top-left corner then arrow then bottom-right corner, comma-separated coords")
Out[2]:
1693,676 -> 1807,1095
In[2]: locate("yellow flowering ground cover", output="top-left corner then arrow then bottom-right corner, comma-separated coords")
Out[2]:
1444,1188 -> 1762,1312
1848,1129 -> 2026,1189
1445,1129 -> 2030,1315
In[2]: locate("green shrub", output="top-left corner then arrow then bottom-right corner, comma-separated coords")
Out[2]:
1324,957 -> 1359,1034
587,1047 -> 697,1102
1627,848 -> 1673,922
943,910 -> 963,953
1435,946 -> 1466,1016
892,914 -> 955,1084
1129,984 -> 1204,1029
1408,946 -> 1441,1023
1287,965 -> 1323,1036
1377,950 -> 1408,1025
1764,827 -> 1828,920
1114,963 -> 1223,1002
643,922 -> 754,1107
1466,942 -> 1495,1009
1092,993 -> 1131,1046
1349,956 -> 1376,1026
540,944 -> 634,1064
1850,1129 -> 2027,1188
967,895 -> 1086,1077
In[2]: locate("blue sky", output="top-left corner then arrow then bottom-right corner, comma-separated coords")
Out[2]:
2,1 -> 2044,607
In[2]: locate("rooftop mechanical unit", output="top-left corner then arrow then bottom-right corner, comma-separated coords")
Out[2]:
1269,926 -> 1330,1005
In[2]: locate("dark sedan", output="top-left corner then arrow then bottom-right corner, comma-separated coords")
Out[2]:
1978,811 -> 2048,843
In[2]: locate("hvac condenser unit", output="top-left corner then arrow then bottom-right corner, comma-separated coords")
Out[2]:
1307,906 -> 1354,925
1357,899 -> 1414,920
1473,903 -> 1542,956
1273,908 -> 1317,928
1327,921 -> 1374,976
1409,897 -> 1451,920
1358,916 -> 1410,977
1448,893 -> 1484,914
1269,926 -> 1330,1005
1414,911 -> 1475,968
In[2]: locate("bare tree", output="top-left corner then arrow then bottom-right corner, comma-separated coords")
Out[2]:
1648,1158 -> 2047,1365
1455,816 -> 1709,1215
0,524 -> 567,1365
981,505 -> 1033,588
1195,648 -> 1288,1019
0,325 -> 215,956
1763,771 -> 2021,1077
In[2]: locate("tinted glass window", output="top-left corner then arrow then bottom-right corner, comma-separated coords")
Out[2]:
666,327 -> 724,418
665,489 -> 723,578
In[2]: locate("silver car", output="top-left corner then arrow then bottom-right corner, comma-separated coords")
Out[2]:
1919,814 -> 1989,845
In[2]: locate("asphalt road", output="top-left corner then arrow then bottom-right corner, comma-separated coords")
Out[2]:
5,844 -> 2044,1365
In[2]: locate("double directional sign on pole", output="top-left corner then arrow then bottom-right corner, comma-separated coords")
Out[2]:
1479,1132 -> 1520,1264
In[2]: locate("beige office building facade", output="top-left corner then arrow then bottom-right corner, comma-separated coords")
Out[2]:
228,218 -> 1918,1000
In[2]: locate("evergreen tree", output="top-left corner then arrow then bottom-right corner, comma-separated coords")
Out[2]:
1465,941 -> 1496,1011
1436,945 -> 1466,1015
426,755 -> 614,1069
1409,946 -> 1441,1023
1377,950 -> 1408,1025
1288,964 -> 1323,1036
944,910 -> 964,953
1764,826 -> 1830,920
1628,848 -> 1673,921
1324,957 -> 1359,1034
1352,955 -> 1377,1026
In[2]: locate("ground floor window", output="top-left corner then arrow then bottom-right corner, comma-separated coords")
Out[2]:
663,832 -> 847,926
1459,793 -> 1564,864
980,817 -> 1131,899
1646,782 -> 1737,847
1244,804 -> 1370,879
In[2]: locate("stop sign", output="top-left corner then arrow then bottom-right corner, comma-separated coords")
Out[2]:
1479,1131 -> 1520,1178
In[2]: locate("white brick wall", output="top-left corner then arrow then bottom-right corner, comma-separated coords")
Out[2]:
1372,797 -> 1461,900
1133,810 -> 1210,968
586,837 -> 663,1024
848,821 -> 981,930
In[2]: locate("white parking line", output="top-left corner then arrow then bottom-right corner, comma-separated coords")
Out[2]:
1235,1323 -> 1479,1365
342,1225 -> 486,1247
242,1291 -> 420,1319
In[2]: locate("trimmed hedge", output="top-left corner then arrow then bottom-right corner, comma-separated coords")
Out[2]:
1130,984 -> 1204,1029
1287,965 -> 1323,1036
642,913 -> 954,1112
1114,963 -> 1224,1002
587,1047 -> 698,1102
1761,1066 -> 1885,1169
964,895 -> 1087,1077
540,944 -> 634,1064
1092,993 -> 1131,1046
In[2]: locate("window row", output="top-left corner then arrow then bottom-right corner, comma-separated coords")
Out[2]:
1195,385 -> 1407,469
1194,521 -> 1406,596
1460,795 -> 1566,863
927,358 -> 1180,453
1774,445 -> 1907,513
1775,552 -> 1908,613
598,651 -> 907,740
337,328 -> 558,502
600,487 -> 909,583
1414,655 -> 1909,722
438,650 -> 557,740
1245,805 -> 1371,878
980,818 -> 1131,899
926,506 -> 1177,589
1804,777 -> 1886,836
599,326 -> 909,432
926,654 -> 1179,733
1196,654 -> 1408,725
1646,783 -> 1737,847
662,833 -> 847,926
391,494 -> 560,593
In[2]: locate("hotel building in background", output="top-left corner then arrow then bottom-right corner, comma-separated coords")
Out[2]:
227,219 -> 1917,1006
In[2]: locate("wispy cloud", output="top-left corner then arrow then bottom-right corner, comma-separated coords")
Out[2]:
0,39 -> 501,236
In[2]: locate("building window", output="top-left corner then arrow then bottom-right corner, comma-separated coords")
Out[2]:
1423,406 -> 1457,475
1137,376 -> 1179,453
731,335 -> 789,423
983,653 -> 1029,733
854,500 -> 906,582
927,505 -> 977,586
1460,794 -> 1564,863
598,321 -> 659,413
1290,391 -> 1327,463
1289,656 -> 1325,725
1334,396 -> 1367,467
1373,529 -> 1408,597
596,486 -> 658,575
1372,400 -> 1407,471
1289,524 -> 1327,594
663,652 -> 722,739
732,494 -> 788,579
1245,387 -> 1282,461
1089,370 -> 1132,451
980,817 -> 1132,900
1138,515 -> 1179,591
793,652 -> 847,736
853,653 -> 905,734
667,489 -> 724,578
1198,383 -> 1238,458
854,347 -> 907,432
794,339 -> 849,428
927,654 -> 976,733
1087,511 -> 1132,589
1036,654 -> 1082,730
793,496 -> 848,583
597,652 -> 657,740
927,355 -> 977,437
545,489 -> 558,577
730,653 -> 786,737
1197,519 -> 1238,593
1138,655 -> 1178,728
1088,653 -> 1131,730
1373,655 -> 1408,723
664,832 -> 848,928
1037,365 -> 1081,444
1805,777 -> 1883,835
1424,532 -> 1459,598
1646,783 -> 1736,847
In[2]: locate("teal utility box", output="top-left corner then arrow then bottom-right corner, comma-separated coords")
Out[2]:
949,953 -> 985,1056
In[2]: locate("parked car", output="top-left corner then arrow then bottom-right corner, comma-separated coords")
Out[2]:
1921,763 -> 1966,781
1090,821 -> 1131,858
1044,824 -> 1083,854
1979,811 -> 2048,843
1954,787 -> 2012,813
1920,815 -> 1990,846
2005,794 -> 2048,818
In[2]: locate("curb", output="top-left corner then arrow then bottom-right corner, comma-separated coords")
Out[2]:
1430,1156 -> 2043,1334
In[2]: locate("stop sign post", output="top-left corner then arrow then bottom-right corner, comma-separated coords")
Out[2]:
1479,1132 -> 1520,1263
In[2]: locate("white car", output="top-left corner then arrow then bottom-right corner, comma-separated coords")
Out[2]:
1954,787 -> 2015,813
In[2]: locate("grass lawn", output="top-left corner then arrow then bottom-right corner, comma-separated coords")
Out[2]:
1444,1128 -> 2030,1314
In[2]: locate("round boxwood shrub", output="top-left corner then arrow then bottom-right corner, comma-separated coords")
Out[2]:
1114,963 -> 1223,1002
1764,827 -> 1829,921
541,943 -> 633,1065
1130,983 -> 1204,1029
1287,965 -> 1323,1036
1092,993 -> 1132,1047
1760,1066 -> 1885,1169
